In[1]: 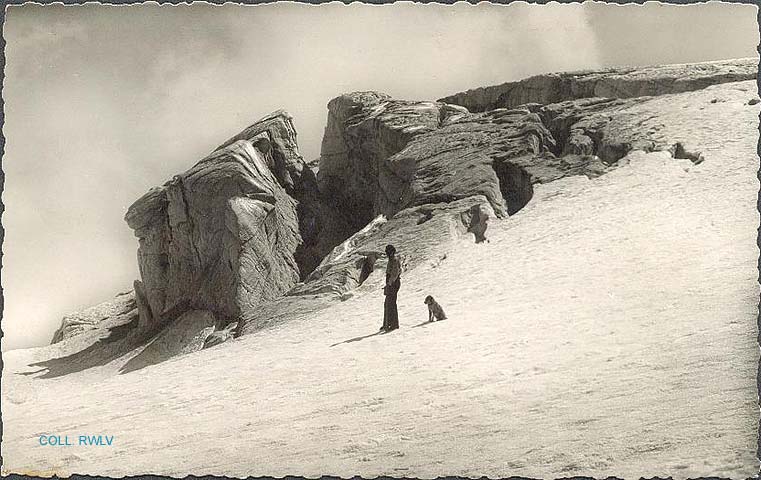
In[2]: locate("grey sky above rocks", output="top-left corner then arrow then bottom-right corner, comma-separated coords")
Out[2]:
2,1 -> 757,351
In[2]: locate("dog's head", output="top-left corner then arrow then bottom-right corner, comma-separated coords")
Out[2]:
424,295 -> 434,305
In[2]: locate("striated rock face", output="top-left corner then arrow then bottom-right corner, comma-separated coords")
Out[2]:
51,291 -> 137,344
125,112 -> 307,332
439,57 -> 757,112
317,92 -> 622,226
319,92 -> 514,220
215,111 -> 356,277
319,92 -> 442,224
215,110 -> 306,195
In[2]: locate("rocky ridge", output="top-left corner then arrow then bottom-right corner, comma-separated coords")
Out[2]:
439,57 -> 757,112
48,58 -> 759,372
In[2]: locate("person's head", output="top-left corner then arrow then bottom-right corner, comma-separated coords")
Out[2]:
385,244 -> 396,257
424,295 -> 433,305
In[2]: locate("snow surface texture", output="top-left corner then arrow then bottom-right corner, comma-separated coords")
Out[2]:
2,80 -> 760,478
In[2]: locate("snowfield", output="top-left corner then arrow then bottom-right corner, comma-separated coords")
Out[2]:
2,81 -> 760,478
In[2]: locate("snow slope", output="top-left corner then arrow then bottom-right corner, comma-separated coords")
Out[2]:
2,81 -> 759,479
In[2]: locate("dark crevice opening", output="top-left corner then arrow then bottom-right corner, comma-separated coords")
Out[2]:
293,170 -> 376,282
493,161 -> 534,215
465,205 -> 488,243
537,109 -> 579,157
356,252 -> 381,286
597,141 -> 632,165
417,210 -> 434,225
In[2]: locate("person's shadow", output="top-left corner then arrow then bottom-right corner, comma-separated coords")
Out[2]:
330,330 -> 386,347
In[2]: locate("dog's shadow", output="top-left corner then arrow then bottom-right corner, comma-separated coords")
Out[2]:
412,318 -> 447,328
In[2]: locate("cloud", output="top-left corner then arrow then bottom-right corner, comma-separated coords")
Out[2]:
583,1 -> 758,67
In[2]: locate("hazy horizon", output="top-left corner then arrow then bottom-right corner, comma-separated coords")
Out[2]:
2,1 -> 758,351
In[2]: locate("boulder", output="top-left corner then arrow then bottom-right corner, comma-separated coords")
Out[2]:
125,113 -> 304,331
120,310 -> 218,373
318,92 -> 442,225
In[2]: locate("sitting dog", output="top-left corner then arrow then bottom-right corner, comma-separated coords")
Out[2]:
424,295 -> 447,322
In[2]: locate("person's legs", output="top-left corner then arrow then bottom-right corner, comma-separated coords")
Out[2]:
388,279 -> 400,330
382,291 -> 391,331
389,301 -> 398,330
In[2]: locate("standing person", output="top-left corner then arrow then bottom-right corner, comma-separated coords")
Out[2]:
381,244 -> 402,332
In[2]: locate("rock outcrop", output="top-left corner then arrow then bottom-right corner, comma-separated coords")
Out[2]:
316,91 -> 668,228
125,112 -> 309,332
319,92 -> 443,223
106,58 -> 757,367
51,290 -> 137,344
120,310 -> 218,374
439,57 -> 757,113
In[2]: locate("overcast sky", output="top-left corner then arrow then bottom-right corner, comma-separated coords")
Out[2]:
2,1 -> 758,351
